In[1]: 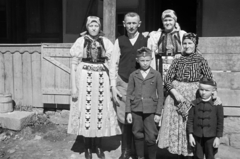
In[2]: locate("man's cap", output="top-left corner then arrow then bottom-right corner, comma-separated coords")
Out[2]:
199,77 -> 217,87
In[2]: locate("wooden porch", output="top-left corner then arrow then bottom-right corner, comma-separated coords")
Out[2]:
0,37 -> 239,116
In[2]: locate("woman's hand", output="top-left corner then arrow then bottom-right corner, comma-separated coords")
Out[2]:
189,134 -> 196,147
112,86 -> 122,106
212,91 -> 222,105
154,115 -> 161,123
171,89 -> 185,103
174,54 -> 181,59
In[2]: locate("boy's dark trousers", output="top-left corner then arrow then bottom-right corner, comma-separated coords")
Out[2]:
132,112 -> 158,159
193,136 -> 218,159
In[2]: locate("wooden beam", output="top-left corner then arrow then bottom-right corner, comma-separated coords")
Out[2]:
42,88 -> 71,95
138,0 -> 146,32
43,56 -> 71,74
103,0 -> 116,43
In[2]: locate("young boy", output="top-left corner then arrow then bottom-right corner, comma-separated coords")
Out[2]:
125,47 -> 164,159
187,77 -> 224,159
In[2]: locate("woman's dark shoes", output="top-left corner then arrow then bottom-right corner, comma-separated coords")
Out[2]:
84,148 -> 92,159
137,157 -> 145,159
95,147 -> 105,159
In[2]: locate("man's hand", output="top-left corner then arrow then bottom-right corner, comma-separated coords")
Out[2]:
189,134 -> 196,147
213,137 -> 220,148
154,115 -> 161,123
126,113 -> 132,124
112,86 -> 122,106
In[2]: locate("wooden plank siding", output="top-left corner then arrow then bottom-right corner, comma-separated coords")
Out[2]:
41,43 -> 72,105
199,37 -> 240,116
0,44 -> 41,107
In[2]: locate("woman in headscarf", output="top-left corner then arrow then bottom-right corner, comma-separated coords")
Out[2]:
157,33 -> 214,158
148,9 -> 186,80
67,16 -> 121,159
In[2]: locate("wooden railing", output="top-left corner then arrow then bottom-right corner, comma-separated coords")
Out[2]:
0,44 -> 42,107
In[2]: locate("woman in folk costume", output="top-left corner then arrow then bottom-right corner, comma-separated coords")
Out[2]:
157,33 -> 222,158
68,16 -> 121,159
148,9 -> 186,79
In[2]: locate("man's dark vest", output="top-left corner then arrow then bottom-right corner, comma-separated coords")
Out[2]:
118,33 -> 148,83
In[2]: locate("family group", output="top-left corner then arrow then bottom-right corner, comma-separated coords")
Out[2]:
67,9 -> 224,159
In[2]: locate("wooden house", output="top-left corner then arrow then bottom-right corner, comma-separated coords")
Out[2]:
0,0 -> 240,116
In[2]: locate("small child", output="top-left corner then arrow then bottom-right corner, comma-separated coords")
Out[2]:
125,47 -> 164,159
187,77 -> 224,159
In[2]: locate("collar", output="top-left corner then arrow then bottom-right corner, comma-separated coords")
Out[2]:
182,52 -> 197,57
127,31 -> 139,39
140,67 -> 150,73
84,34 -> 103,41
162,28 -> 179,34
193,97 -> 214,105
135,67 -> 155,80
136,67 -> 152,74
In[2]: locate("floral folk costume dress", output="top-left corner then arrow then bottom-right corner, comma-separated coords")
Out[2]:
67,34 -> 121,137
157,52 -> 213,156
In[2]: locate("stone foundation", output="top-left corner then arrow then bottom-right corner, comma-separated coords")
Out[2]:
221,117 -> 240,149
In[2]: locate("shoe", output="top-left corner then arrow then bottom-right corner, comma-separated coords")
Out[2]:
94,138 -> 105,159
84,138 -> 92,159
137,157 -> 145,159
84,148 -> 92,159
119,149 -> 131,159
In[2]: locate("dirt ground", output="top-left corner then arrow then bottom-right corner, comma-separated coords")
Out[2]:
0,113 -> 239,159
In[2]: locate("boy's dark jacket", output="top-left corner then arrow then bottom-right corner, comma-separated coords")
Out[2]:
187,98 -> 224,138
125,67 -> 164,115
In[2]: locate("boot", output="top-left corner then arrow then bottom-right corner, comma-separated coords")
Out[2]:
93,137 -> 105,159
119,124 -> 133,159
84,137 -> 92,159
147,144 -> 157,159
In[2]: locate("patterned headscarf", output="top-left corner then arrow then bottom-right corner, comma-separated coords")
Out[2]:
182,32 -> 199,46
162,9 -> 177,22
86,16 -> 101,27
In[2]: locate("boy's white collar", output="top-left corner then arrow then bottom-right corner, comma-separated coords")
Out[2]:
202,96 -> 212,102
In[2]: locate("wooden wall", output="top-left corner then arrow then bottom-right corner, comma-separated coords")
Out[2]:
199,37 -> 240,116
0,44 -> 42,107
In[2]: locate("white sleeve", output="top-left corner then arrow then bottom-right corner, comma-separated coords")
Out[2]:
102,37 -> 114,68
109,39 -> 121,87
70,37 -> 84,58
148,32 -> 161,70
147,31 -> 161,54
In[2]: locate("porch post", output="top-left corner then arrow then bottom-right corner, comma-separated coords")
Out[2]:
103,0 -> 116,43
